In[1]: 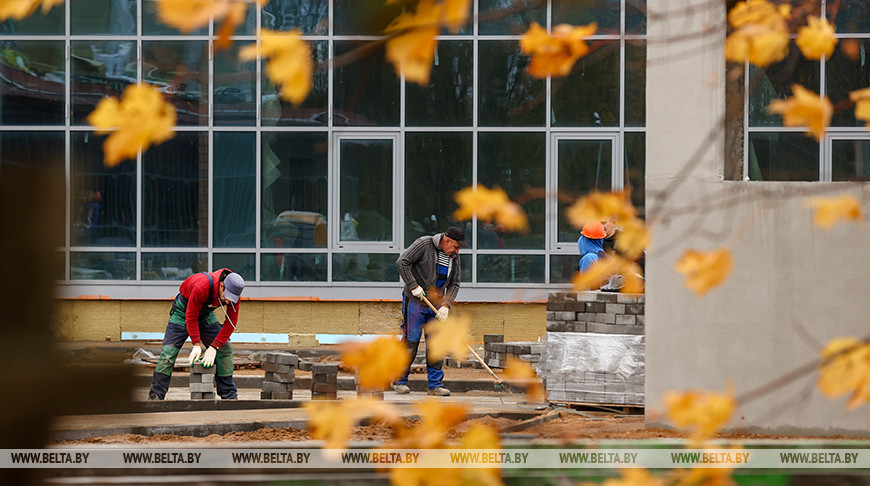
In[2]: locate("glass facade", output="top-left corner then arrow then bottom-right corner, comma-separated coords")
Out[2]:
0,0 -> 646,300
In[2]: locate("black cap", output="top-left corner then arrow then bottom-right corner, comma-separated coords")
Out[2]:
445,226 -> 465,242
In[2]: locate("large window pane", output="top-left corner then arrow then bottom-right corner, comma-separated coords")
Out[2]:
625,132 -> 646,218
263,0 -> 329,34
479,41 -> 545,127
143,41 -> 209,126
625,41 -> 646,127
478,254 -> 545,283
214,132 -> 256,248
747,132 -> 819,181
0,6 -> 64,34
478,0 -> 546,35
340,138 -> 393,242
333,253 -> 399,282
626,0 -> 647,34
827,0 -> 870,34
334,41 -> 399,126
557,139 -> 613,242
262,41 -> 328,127
405,41 -> 473,127
215,42 -> 256,126
142,132 -> 209,247
213,253 -> 256,279
261,132 -> 328,248
261,252 -> 327,281
478,132 -> 545,248
212,4 -> 256,35
749,46 -> 819,127
0,41 -> 65,125
554,0 -> 620,34
71,0 -> 137,35
333,0 -> 401,35
71,132 -> 136,247
552,40 -> 619,127
550,255 -> 578,284
832,139 -> 870,181
71,252 -> 136,280
71,41 -> 136,125
142,0 -> 207,35
142,252 -> 207,280
827,39 -> 870,127
404,132 -> 473,246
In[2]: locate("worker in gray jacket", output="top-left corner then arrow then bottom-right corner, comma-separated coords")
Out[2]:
393,226 -> 464,396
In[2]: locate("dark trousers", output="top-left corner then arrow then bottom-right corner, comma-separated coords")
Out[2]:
395,296 -> 444,389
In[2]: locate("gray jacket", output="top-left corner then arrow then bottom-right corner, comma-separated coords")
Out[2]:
397,233 -> 461,308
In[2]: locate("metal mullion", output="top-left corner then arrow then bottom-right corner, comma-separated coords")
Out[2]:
820,44 -> 828,181
135,0 -> 143,281
471,22 -> 479,286
63,0 -> 71,283
743,60 -> 749,180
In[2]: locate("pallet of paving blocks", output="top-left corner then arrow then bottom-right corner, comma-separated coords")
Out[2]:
261,352 -> 298,400
311,363 -> 338,399
189,362 -> 216,399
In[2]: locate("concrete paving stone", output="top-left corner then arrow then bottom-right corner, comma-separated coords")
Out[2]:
605,383 -> 628,393
201,392 -> 216,399
564,391 -> 588,402
200,373 -> 214,383
313,393 -> 338,400
564,301 -> 587,312
595,292 -> 619,303
586,323 -> 612,334
190,363 -> 216,374
190,392 -> 203,400
594,313 -> 616,324
311,363 -> 339,374
553,311 -> 577,321
189,383 -> 214,393
616,294 -> 644,304
583,392 -> 612,403
625,304 -> 644,315
605,303 -> 626,314
577,383 -> 605,392
273,352 -> 299,366
574,293 -> 600,302
189,373 -> 202,384
519,354 -> 539,363
259,391 -> 271,399
263,362 -> 293,374
264,371 -> 294,383
262,381 -> 292,393
297,361 -> 313,371
325,374 -> 337,384
270,391 -> 292,400
545,301 -> 566,311
546,321 -> 568,332
264,353 -> 277,364
585,301 -> 606,313
313,383 -> 338,393
615,314 -> 637,325
483,334 -> 504,343
636,315 -> 645,326
624,325 -> 644,335
489,343 -> 507,353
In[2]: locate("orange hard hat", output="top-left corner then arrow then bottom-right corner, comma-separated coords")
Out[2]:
581,221 -> 606,239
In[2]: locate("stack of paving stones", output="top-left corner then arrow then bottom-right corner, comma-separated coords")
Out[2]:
189,362 -> 216,399
311,363 -> 338,399
541,291 -> 645,407
483,334 -> 544,369
297,360 -> 313,372
261,352 -> 298,400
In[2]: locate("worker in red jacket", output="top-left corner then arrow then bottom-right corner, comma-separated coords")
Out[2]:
148,268 -> 245,400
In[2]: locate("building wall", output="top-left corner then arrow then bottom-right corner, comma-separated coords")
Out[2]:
646,0 -> 870,435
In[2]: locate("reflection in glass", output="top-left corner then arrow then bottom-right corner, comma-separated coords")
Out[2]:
71,0 -> 137,35
0,41 -> 65,125
749,46 -> 819,127
143,41 -> 208,126
827,0 -> 870,34
404,133 -> 473,246
0,5 -> 64,34
478,254 -> 545,283
214,133 -> 256,248
554,0 -> 620,34
747,132 -> 819,181
334,41 -> 399,126
333,0 -> 401,35
827,39 -> 870,127
832,140 -> 870,181
550,255 -> 578,284
214,42 -> 256,126
557,139 -> 613,242
460,253 -> 471,284
142,0 -> 207,35
333,253 -> 399,282
624,132 -> 646,218
478,132 -> 545,249
405,41 -> 473,127
261,252 -> 327,281
552,40 -> 619,127
142,132 -> 209,247
71,41 -> 136,125
478,0 -> 546,35
213,3 -> 256,35
213,253 -> 256,279
71,252 -> 136,280
141,253 -> 207,280
626,0 -> 647,34
263,0 -> 328,34
262,41 -> 328,126
71,132 -> 136,247
625,41 -> 646,127
479,41 -> 545,127
340,139 -> 393,242
261,132 -> 329,248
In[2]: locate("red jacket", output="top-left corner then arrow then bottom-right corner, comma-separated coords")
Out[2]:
179,268 -> 240,349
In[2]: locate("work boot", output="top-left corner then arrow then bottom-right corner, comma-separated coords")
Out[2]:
393,384 -> 410,394
148,392 -> 163,400
427,387 -> 450,397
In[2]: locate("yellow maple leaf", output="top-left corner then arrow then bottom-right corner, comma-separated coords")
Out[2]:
520,22 -> 597,78
615,218 -> 650,261
675,466 -> 737,486
412,399 -> 469,448
384,0 -> 441,86
494,198 -> 530,233
0,0 -> 63,21
665,387 -> 735,442
850,87 -> 870,128
818,337 -> 870,410
803,194 -> 864,230
674,247 -> 733,297
157,0 -> 224,33
728,0 -> 785,29
442,0 -> 471,33
214,1 -> 248,51
621,266 -> 645,294
456,423 -> 503,486
426,313 -> 471,361
304,400 -> 356,456
503,357 -> 545,402
724,0 -> 789,67
240,29 -> 312,106
565,191 -> 637,230
340,336 -> 410,391
87,84 -> 177,167
796,17 -> 837,60
453,185 -> 529,233
573,256 -> 623,290
767,84 -> 833,140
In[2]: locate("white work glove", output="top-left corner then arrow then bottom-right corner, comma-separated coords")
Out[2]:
411,286 -> 426,299
437,306 -> 449,322
188,343 -> 204,365
201,346 -> 218,367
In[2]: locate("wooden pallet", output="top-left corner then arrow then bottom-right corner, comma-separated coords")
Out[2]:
550,400 -> 644,415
